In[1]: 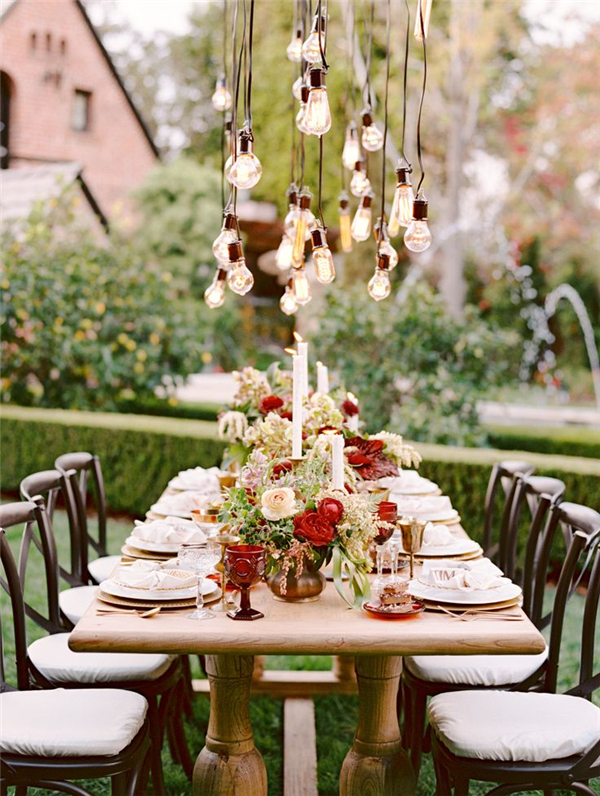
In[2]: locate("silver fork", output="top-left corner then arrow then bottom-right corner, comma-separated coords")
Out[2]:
437,605 -> 524,621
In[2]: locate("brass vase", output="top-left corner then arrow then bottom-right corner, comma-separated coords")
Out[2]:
267,555 -> 326,603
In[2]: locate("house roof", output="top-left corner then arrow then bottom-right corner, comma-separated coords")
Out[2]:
0,0 -> 160,159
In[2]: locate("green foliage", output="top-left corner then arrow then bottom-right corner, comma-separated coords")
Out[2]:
0,189 -> 203,410
312,282 -> 519,446
486,424 -> 600,460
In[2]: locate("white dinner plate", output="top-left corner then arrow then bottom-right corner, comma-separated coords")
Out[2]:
149,505 -> 194,519
399,539 -> 482,558
391,501 -> 459,523
125,534 -> 206,554
407,579 -> 522,606
100,577 -> 219,602
168,476 -> 221,493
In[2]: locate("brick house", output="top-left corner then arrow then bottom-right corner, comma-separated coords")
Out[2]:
0,0 -> 159,220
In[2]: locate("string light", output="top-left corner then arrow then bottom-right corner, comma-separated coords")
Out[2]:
301,13 -> 326,63
204,268 -> 227,309
292,190 -> 313,265
212,212 -> 239,262
296,85 -> 311,135
342,121 -> 361,170
349,160 -> 371,197
280,278 -> 299,314
374,220 -> 399,269
367,252 -> 392,301
228,129 -> 262,189
212,74 -> 232,112
304,67 -> 332,137
338,192 -> 352,253
276,234 -> 295,271
287,28 -> 303,62
291,263 -> 312,305
404,195 -> 432,252
361,109 -> 384,152
227,240 -> 254,296
310,226 -> 336,284
389,161 -> 414,235
351,191 -> 374,242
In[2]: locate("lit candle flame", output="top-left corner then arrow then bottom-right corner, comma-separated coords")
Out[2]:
316,360 -> 323,367
293,331 -> 304,343
347,391 -> 357,402
284,347 -> 296,355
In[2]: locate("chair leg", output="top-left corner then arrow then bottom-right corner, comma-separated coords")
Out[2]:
180,655 -> 195,719
433,754 -> 452,796
453,773 -> 470,796
401,681 -> 414,751
15,787 -> 28,796
111,772 -> 128,796
408,691 -> 427,779
147,696 -> 167,796
168,681 -> 194,780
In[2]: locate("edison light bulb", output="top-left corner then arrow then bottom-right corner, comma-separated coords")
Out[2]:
414,0 -> 433,41
292,76 -> 303,101
284,189 -> 313,241
287,29 -> 303,62
389,164 -> 415,236
368,267 -> 392,301
226,241 -> 254,295
292,191 -> 313,265
228,131 -> 262,190
351,193 -> 373,242
361,110 -> 384,152
338,192 -> 352,253
280,284 -> 298,315
276,234 -> 294,271
292,267 -> 312,305
212,213 -> 238,262
301,16 -> 326,63
296,85 -> 311,135
311,227 -> 336,284
212,75 -> 232,112
204,269 -> 227,308
342,121 -> 361,170
350,161 -> 371,197
304,68 -> 331,136
404,196 -> 432,253
379,238 -> 399,269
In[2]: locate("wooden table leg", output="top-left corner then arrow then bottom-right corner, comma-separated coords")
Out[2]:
340,655 -> 415,796
193,653 -> 267,796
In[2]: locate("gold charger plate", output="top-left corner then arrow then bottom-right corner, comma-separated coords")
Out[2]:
121,544 -> 172,561
97,587 -> 222,610
413,546 -> 483,562
423,596 -> 522,612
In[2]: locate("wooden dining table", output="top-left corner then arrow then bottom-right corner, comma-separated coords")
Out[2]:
70,494 -> 547,796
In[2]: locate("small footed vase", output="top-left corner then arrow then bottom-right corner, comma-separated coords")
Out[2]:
267,556 -> 326,603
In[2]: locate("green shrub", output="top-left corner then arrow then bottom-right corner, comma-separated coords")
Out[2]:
116,396 -> 220,422
0,188 -> 203,410
486,424 -> 600,461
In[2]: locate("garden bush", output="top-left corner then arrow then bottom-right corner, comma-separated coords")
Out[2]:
0,189 -> 203,410
486,424 -> 600,460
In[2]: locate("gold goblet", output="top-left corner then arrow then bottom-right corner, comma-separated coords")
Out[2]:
211,528 -> 241,613
398,516 -> 427,579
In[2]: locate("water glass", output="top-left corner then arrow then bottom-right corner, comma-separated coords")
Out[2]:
178,540 -> 221,620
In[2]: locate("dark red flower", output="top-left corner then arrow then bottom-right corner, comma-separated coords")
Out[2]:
259,395 -> 284,414
344,436 -> 399,481
280,411 -> 293,421
273,460 -> 293,476
293,510 -> 336,545
317,497 -> 344,525
341,399 -> 359,417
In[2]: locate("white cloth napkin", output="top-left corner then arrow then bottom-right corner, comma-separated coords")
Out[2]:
420,558 -> 505,591
132,518 -> 206,545
115,560 -> 196,591
421,522 -> 455,548
392,495 -> 453,518
175,466 -> 222,493
152,491 -> 211,515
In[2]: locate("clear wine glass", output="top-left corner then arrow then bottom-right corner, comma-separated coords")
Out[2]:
178,540 -> 221,620
372,501 -> 397,597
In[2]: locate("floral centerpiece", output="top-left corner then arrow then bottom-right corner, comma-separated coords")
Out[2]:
345,431 -> 422,485
219,450 -> 392,607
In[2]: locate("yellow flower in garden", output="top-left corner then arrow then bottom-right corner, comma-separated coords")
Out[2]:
74,330 -> 86,341
134,362 -> 144,375
80,318 -> 93,330
1,279 -> 9,290
16,308 -> 29,321
136,350 -> 148,362
126,339 -> 137,351
117,333 -> 128,345
162,272 -> 173,283
168,397 -> 178,407
149,333 -> 160,346
95,302 -> 106,315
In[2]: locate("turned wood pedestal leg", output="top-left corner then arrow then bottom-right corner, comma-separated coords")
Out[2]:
340,655 -> 415,796
193,654 -> 267,796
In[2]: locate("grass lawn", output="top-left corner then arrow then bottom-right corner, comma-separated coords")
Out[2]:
1,508 -> 598,796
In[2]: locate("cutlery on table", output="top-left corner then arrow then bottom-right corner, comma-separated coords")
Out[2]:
437,605 -> 524,622
96,606 -> 161,618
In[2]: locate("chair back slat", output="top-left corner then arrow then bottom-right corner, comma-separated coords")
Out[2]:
521,493 -> 552,619
579,536 -> 600,696
482,460 -> 534,562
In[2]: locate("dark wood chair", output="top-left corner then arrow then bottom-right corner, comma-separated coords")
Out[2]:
482,459 -> 535,564
0,515 -> 151,796
401,474 -> 566,777
430,508 -> 600,795
0,500 -> 194,794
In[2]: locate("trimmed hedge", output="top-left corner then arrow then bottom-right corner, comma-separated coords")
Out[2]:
486,423 -> 600,461
1,406 -> 598,540
116,397 -> 220,423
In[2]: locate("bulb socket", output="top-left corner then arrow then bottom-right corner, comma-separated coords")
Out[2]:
295,27 -> 302,39
338,191 -> 349,210
299,191 -> 312,210
376,252 -> 391,271
238,130 -> 253,153
286,183 -> 298,204
300,84 -> 310,103
395,166 -> 412,185
412,198 -> 428,221
216,73 -> 227,90
217,267 -> 228,281
223,213 -> 237,230
354,160 -> 364,173
312,13 -> 326,32
225,118 -> 233,133
361,193 -> 373,209
309,67 -> 326,89
227,240 -> 244,262
361,110 -> 373,127
311,227 -> 327,249
346,120 -> 358,138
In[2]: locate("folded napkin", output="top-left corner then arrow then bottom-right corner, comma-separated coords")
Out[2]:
420,558 -> 505,591
152,491 -> 211,515
132,518 -> 206,545
393,495 -> 453,518
421,522 -> 455,548
115,560 -> 196,591
175,466 -> 222,492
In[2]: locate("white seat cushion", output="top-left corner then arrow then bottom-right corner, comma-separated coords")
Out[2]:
404,648 -> 548,686
88,555 -> 121,583
429,690 -> 600,762
59,585 -> 98,625
0,688 -> 147,757
28,633 -> 174,684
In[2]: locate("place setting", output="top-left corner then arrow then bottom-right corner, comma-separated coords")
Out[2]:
390,494 -> 462,525
379,471 -> 441,497
121,516 -> 207,560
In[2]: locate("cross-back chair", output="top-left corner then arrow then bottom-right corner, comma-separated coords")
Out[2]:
401,474 -> 566,777
0,515 -> 151,796
0,500 -> 194,794
430,514 -> 600,796
482,459 -> 535,564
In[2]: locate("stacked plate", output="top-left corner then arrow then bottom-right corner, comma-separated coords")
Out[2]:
98,572 -> 221,611
122,517 -> 205,561
168,466 -> 222,494
380,471 -> 441,497
149,491 -> 214,520
391,495 -> 460,525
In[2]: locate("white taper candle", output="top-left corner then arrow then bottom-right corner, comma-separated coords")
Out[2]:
316,361 -> 329,395
331,433 -> 344,490
292,354 -> 303,458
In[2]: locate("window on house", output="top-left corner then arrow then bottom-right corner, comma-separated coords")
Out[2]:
71,89 -> 91,132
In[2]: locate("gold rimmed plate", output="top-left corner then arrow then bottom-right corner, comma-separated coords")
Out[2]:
121,544 -> 172,561
363,599 -> 425,619
97,587 -> 222,611
423,596 -> 522,612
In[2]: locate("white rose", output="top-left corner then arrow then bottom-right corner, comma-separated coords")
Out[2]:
261,487 -> 298,521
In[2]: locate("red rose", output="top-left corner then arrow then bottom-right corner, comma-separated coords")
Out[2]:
273,460 -> 293,476
341,399 -> 359,417
259,395 -> 284,414
293,510 -> 336,545
280,411 -> 293,421
317,497 -> 344,525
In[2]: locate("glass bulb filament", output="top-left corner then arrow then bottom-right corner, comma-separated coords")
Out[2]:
212,84 -> 232,112
361,123 -> 384,152
204,273 -> 226,308
368,268 -> 391,301
304,87 -> 332,136
301,30 -> 326,63
227,258 -> 254,295
292,268 -> 312,305
339,211 -> 352,253
292,212 -> 309,265
212,226 -> 238,262
312,245 -> 336,284
404,219 -> 432,252
390,183 -> 415,234
228,151 -> 262,190
287,34 -> 303,62
280,287 -> 298,315
350,168 -> 371,197
342,125 -> 361,170
351,205 -> 372,242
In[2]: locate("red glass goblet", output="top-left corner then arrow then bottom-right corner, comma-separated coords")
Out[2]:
224,545 -> 266,621
374,501 -> 397,545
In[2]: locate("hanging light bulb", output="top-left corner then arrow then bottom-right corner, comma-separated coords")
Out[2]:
204,268 -> 227,309
226,241 -> 254,295
414,0 -> 433,41
368,252 -> 392,301
287,28 -> 303,62
301,14 -> 326,63
296,84 -> 311,135
361,110 -> 384,152
291,264 -> 312,305
351,192 -> 374,242
310,226 -> 336,284
280,279 -> 299,315
303,67 -> 331,137
292,76 -> 303,101
338,192 -> 352,253
404,194 -> 432,253
374,219 -> 399,269
292,191 -> 313,265
389,162 -> 414,236
211,74 -> 232,112
223,118 -> 234,181
342,121 -> 361,170
276,234 -> 294,271
228,130 -> 262,190
212,212 -> 238,262
284,185 -> 314,241
349,161 -> 371,197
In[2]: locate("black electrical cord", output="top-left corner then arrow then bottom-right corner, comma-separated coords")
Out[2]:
316,0 -> 329,72
378,0 -> 391,248
400,0 -> 411,165
318,134 -> 326,229
362,0 -> 374,111
415,1 -> 428,194
246,0 -> 255,129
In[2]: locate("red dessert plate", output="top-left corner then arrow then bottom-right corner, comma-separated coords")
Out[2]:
363,599 -> 425,619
